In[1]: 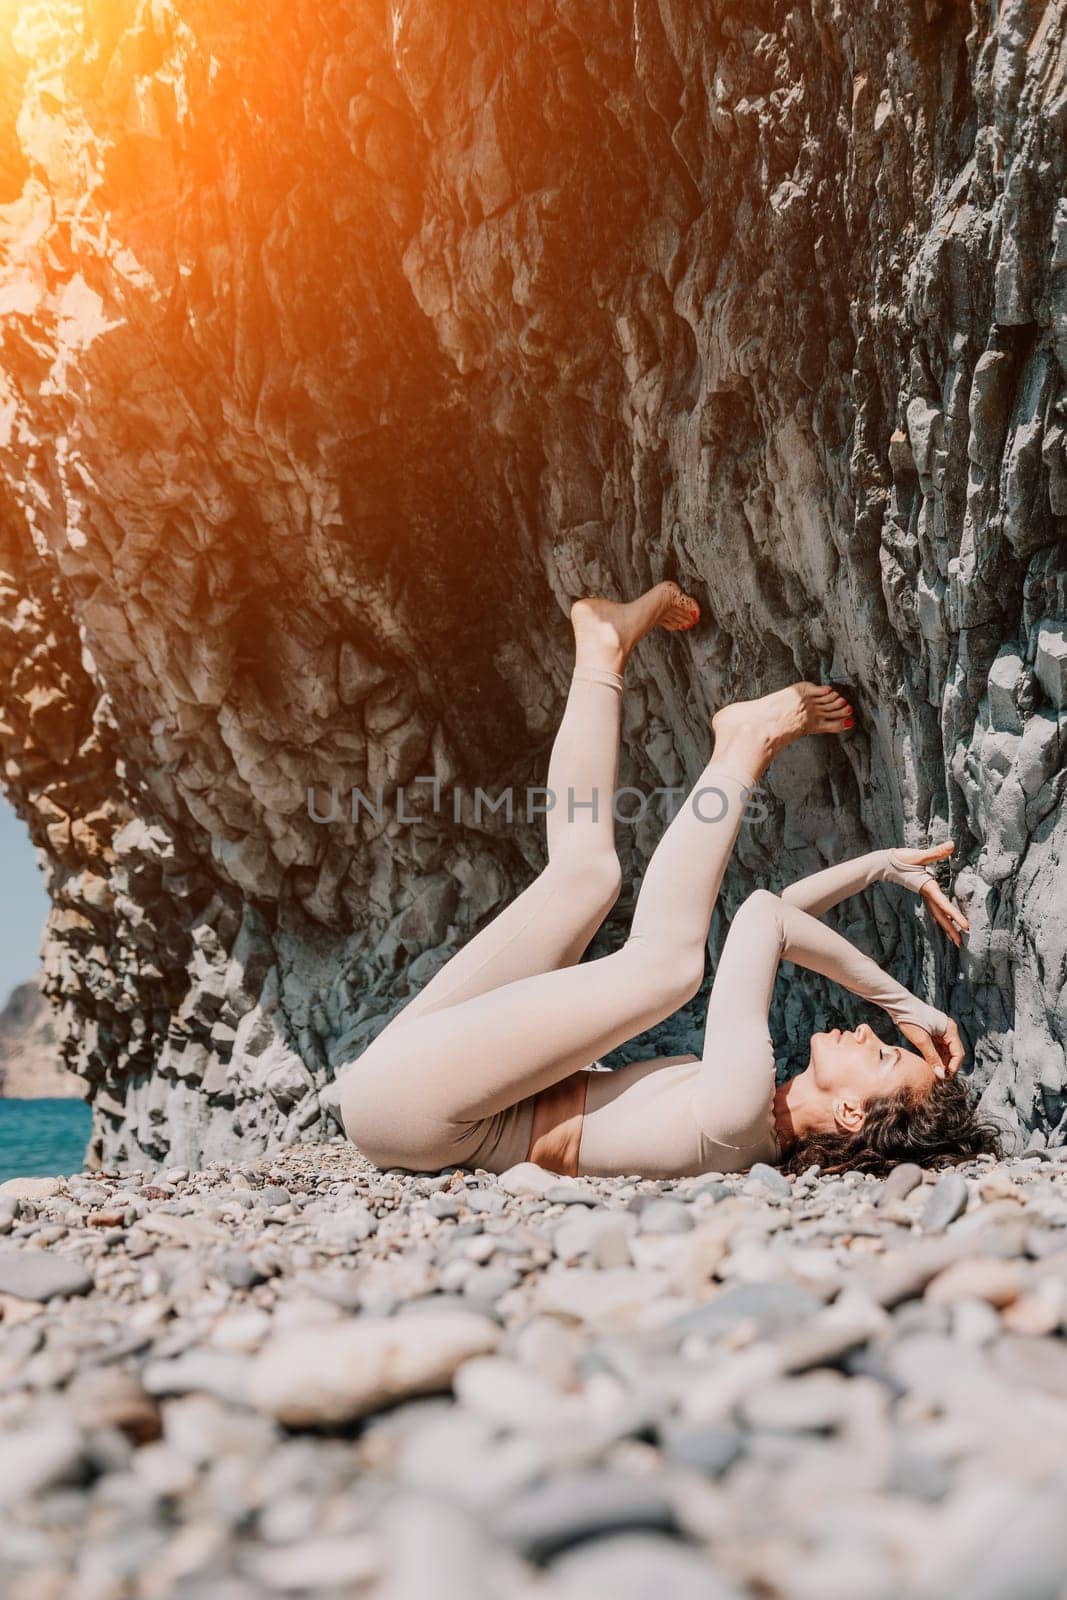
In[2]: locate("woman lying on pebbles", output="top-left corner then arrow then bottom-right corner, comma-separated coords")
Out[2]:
339,582 -> 1000,1181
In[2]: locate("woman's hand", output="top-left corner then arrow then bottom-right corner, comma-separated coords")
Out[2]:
898,1016 -> 966,1080
893,841 -> 970,948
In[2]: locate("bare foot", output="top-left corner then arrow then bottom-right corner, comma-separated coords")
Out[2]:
711,682 -> 853,779
571,582 -> 700,672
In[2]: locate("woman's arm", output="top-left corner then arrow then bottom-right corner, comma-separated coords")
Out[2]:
782,842 -> 969,947
781,847 -> 936,918
768,892 -> 948,1034
690,888 -> 951,1151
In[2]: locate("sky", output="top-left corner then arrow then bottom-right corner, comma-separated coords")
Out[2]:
0,792 -> 50,1004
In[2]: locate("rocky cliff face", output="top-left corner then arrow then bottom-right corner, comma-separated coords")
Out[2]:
0,976 -> 75,1098
0,0 -> 1063,1168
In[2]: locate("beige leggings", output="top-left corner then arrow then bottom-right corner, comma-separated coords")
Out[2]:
338,661 -> 758,1170
337,663 -> 946,1175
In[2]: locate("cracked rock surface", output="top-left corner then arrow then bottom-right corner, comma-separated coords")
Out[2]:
0,1 -> 1064,1164
3,1150 -> 1067,1597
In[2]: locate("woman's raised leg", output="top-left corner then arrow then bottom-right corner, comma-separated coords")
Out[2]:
344,683 -> 852,1151
363,582 -> 700,1041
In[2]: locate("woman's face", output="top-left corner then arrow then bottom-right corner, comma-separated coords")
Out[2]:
809,1022 -> 935,1105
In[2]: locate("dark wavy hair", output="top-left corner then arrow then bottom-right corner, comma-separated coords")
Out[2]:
778,1074 -> 1004,1177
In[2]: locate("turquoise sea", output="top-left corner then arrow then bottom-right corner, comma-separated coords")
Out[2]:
0,1099 -> 93,1182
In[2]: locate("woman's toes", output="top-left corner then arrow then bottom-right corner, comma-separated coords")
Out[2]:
657,582 -> 701,632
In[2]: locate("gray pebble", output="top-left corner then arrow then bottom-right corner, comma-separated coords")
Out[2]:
920,1173 -> 970,1231
493,1469 -> 677,1562
991,1333 -> 1067,1398
877,1163 -> 924,1206
745,1163 -> 792,1199
549,1532 -> 744,1600
142,1350 -> 250,1403
740,1371 -> 852,1433
638,1198 -> 694,1234
217,1249 -> 267,1290
543,1183 -> 596,1206
658,1421 -> 743,1477
0,1422 -> 86,1507
886,1444 -> 952,1501
670,1281 -> 821,1341
0,1247 -> 94,1301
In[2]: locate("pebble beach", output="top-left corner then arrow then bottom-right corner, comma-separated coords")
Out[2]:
2,1143 -> 1067,1599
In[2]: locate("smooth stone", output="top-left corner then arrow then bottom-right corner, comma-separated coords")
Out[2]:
863,1237 -> 970,1307
553,1211 -> 633,1264
248,1309 -> 501,1425
892,1299 -> 953,1337
877,1163 -> 923,1207
498,1163 -> 558,1198
739,1370 -> 853,1433
543,1183 -> 596,1207
217,1249 -> 268,1290
65,1368 -> 162,1444
777,1292 -> 889,1372
240,1534 -> 379,1591
0,1423 -> 85,1507
657,1420 -> 743,1477
745,1164 -> 792,1200
920,1173 -> 969,1230
0,1178 -> 64,1202
142,1350 -> 251,1403
638,1199 -> 694,1235
991,1334 -> 1067,1397
315,1205 -> 377,1247
452,1355 -> 581,1430
377,1488 -> 501,1600
1002,1286 -> 1066,1336
462,1264 -> 520,1304
886,1445 -> 952,1502
669,1281 -> 821,1341
533,1266 -> 665,1326
0,1247 -> 93,1301
492,1469 -> 677,1562
297,1268 -> 365,1311
925,1256 -> 1024,1307
549,1532 -> 744,1600
949,1297 -> 1001,1345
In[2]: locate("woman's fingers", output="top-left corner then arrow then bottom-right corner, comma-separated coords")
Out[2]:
939,1019 -> 965,1077
924,897 -> 959,946
899,1021 -> 941,1070
897,839 -> 956,868
931,1019 -> 964,1079
899,1018 -> 965,1080
920,881 -> 969,944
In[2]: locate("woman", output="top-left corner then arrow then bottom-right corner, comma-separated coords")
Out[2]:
338,582 -> 1000,1180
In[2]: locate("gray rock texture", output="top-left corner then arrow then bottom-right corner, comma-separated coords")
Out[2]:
0,1 -> 1064,1165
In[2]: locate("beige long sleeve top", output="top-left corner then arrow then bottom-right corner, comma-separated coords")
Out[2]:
576,849 -> 947,1178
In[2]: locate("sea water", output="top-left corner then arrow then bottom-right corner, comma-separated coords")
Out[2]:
0,1099 -> 93,1182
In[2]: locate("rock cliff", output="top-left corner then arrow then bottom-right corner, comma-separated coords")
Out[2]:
0,0 -> 1063,1167
0,976 -> 75,1098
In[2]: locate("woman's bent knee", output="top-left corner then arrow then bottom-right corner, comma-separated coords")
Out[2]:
633,943 -> 706,1017
337,1061 -> 407,1166
548,847 -> 622,917
736,888 -> 783,926
336,1057 -> 457,1173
